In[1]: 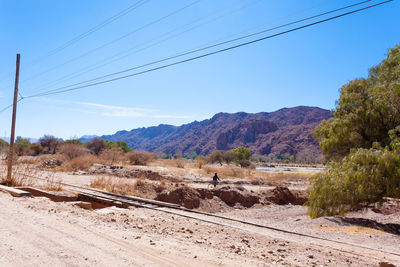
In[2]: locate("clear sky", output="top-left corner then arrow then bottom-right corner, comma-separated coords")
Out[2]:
0,0 -> 399,139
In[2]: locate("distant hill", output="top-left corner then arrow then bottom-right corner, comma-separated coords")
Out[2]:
99,106 -> 332,161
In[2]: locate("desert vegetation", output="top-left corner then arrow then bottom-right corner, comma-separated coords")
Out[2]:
309,44 -> 400,218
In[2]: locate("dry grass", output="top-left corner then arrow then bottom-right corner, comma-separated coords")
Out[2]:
0,163 -> 62,190
100,148 -> 125,165
154,159 -> 187,168
59,144 -> 89,160
200,164 -> 311,183
62,154 -> 99,171
2,164 -> 35,186
126,151 -> 156,166
90,176 -> 165,198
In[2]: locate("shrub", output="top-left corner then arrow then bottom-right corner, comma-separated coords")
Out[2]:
208,150 -> 224,165
14,137 -> 31,156
222,150 -> 236,164
100,148 -> 124,164
309,45 -> 400,217
30,143 -> 44,156
87,137 -> 106,155
59,144 -> 89,160
308,144 -> 400,218
175,159 -> 186,168
126,150 -> 156,165
39,135 -> 60,154
195,155 -> 207,169
238,159 -> 252,168
0,139 -> 8,152
65,154 -> 98,171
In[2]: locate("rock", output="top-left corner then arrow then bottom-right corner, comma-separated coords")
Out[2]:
41,158 -> 63,168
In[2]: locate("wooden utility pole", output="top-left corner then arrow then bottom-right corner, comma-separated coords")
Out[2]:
6,54 -> 20,184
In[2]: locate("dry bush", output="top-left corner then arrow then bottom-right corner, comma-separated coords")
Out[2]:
100,148 -> 124,165
126,151 -> 156,166
195,155 -> 207,169
3,164 -> 35,186
17,156 -> 42,165
90,176 -> 160,198
64,154 -> 98,171
156,159 -> 186,168
202,164 -> 245,178
199,163 -> 311,183
59,144 -> 89,160
175,159 -> 185,168
40,174 -> 62,191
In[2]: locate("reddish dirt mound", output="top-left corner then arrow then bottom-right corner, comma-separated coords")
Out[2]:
156,187 -> 201,209
267,186 -> 307,205
213,186 -> 260,208
156,186 -> 261,209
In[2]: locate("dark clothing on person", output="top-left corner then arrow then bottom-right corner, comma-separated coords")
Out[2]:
212,173 -> 221,187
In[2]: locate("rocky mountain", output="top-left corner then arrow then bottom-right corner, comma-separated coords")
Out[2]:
99,106 -> 332,161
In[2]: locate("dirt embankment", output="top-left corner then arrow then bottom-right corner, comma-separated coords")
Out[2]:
156,186 -> 307,209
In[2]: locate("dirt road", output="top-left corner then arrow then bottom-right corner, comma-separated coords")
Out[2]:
1,189 -> 399,266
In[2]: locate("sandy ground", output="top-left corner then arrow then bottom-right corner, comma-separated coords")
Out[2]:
0,189 -> 399,266
1,162 -> 400,266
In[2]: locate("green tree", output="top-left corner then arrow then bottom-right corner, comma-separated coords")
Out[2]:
313,45 -> 400,160
309,44 -> 400,217
116,141 -> 132,153
14,136 -> 31,156
233,146 -> 252,161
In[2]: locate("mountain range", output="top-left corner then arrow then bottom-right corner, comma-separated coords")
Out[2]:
91,106 -> 332,161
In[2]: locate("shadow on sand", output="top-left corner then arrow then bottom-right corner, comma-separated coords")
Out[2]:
326,217 -> 400,236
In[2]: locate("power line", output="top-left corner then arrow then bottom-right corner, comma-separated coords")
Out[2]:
26,0 -> 376,96
0,0 -> 149,83
0,0 -> 393,112
19,0 -> 202,87
27,0 -> 258,93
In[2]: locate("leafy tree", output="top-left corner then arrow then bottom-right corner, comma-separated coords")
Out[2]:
313,45 -> 400,160
116,141 -> 132,153
233,146 -> 252,161
309,44 -> 400,217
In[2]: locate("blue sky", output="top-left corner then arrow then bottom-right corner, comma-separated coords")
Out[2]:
0,0 -> 399,139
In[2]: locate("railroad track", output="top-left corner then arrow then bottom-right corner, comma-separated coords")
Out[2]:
10,171 -> 400,263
